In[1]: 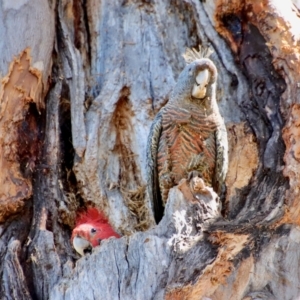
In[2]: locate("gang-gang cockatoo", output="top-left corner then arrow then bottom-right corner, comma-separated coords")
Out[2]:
147,47 -> 228,223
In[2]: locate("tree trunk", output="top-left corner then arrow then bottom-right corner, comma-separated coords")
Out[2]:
1,0 -> 300,299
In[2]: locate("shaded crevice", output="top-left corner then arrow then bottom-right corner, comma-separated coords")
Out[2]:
82,0 -> 92,68
0,201 -> 34,299
24,56 -> 81,298
17,103 -> 44,180
227,185 -> 251,219
219,15 -> 289,220
113,248 -> 121,300
221,14 -> 243,47
58,80 -> 81,213
72,0 -> 91,67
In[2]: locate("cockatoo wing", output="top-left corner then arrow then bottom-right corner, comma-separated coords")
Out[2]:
146,110 -> 164,223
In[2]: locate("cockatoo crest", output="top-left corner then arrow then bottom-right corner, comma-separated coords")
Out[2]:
75,207 -> 108,227
182,45 -> 214,64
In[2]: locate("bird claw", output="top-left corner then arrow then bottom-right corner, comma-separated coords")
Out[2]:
161,173 -> 174,188
189,177 -> 211,195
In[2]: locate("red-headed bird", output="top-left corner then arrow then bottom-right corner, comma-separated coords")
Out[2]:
71,207 -> 120,256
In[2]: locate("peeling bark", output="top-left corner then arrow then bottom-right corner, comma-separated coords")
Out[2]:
0,49 -> 42,222
1,0 -> 300,299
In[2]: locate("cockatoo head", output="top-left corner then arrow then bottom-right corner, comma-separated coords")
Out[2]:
71,207 -> 120,256
173,47 -> 217,105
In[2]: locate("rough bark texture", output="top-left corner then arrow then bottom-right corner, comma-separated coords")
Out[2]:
1,0 -> 300,299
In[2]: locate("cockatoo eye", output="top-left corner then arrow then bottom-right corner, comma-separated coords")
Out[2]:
91,228 -> 97,234
196,83 -> 208,88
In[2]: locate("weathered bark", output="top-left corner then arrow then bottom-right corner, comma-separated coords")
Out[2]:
1,0 -> 300,299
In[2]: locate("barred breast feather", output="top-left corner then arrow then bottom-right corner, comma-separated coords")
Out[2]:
157,103 -> 220,203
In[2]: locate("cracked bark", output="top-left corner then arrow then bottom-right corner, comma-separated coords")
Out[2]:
1,0 -> 300,299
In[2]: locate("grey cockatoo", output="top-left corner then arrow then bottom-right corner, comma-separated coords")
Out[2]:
147,47 -> 228,222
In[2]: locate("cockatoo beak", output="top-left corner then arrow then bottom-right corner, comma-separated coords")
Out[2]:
192,69 -> 210,99
72,236 -> 92,256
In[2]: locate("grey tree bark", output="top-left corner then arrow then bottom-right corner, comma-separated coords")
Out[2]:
0,0 -> 300,299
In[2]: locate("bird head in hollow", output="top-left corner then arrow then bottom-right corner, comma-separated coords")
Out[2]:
71,207 -> 120,256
